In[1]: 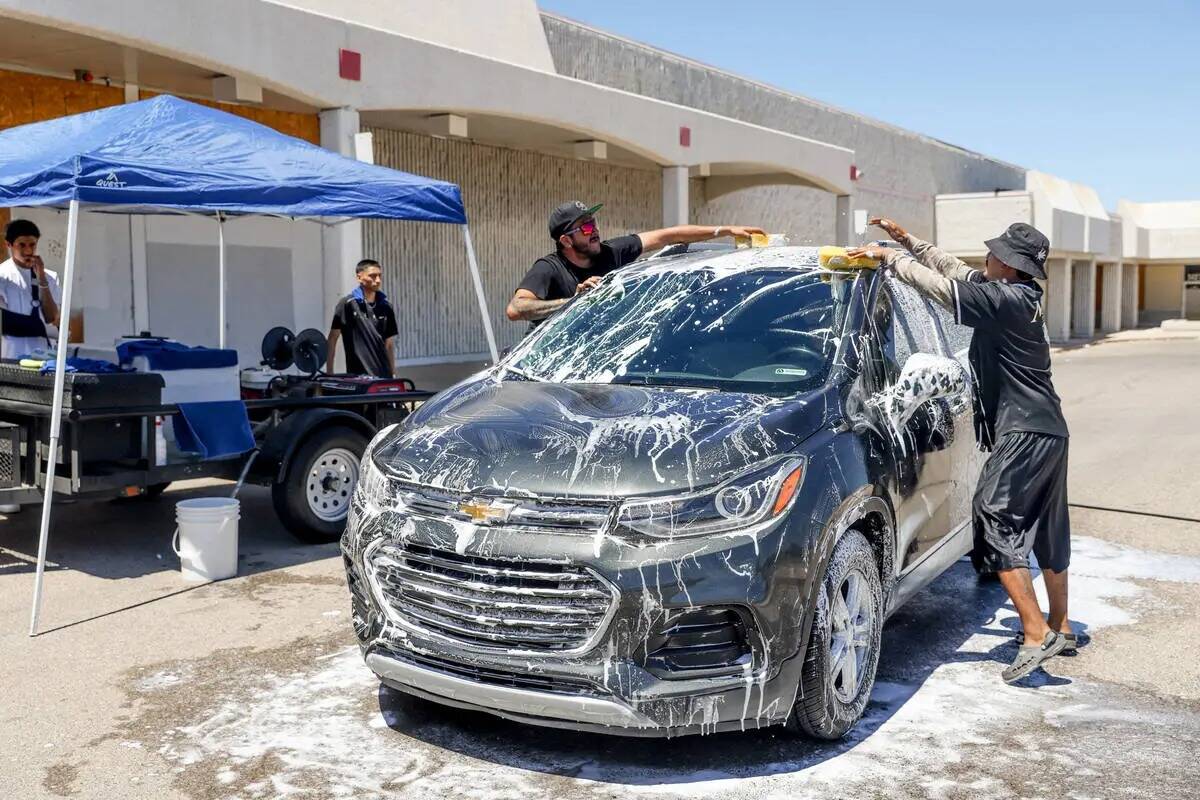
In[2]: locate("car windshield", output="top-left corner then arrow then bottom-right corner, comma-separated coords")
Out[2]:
505,249 -> 854,395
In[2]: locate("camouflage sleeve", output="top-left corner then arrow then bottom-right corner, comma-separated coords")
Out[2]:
886,252 -> 955,311
901,234 -> 981,283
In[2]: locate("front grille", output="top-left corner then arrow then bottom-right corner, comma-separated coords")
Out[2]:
381,646 -> 600,696
344,554 -> 372,638
367,541 -> 615,652
397,484 -> 612,535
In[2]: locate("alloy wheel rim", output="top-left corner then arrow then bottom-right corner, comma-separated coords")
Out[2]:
306,447 -> 359,522
829,567 -> 874,703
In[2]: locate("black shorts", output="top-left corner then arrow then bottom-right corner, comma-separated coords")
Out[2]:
971,431 -> 1071,573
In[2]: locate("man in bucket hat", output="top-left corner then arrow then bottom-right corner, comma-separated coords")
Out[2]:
848,220 -> 1074,684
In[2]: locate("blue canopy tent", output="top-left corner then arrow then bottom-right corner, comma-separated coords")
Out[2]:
0,95 -> 497,634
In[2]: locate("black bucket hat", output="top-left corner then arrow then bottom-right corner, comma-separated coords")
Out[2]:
984,222 -> 1050,279
549,200 -> 603,240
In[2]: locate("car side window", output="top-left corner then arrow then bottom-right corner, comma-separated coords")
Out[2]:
872,278 -> 938,386
925,296 -> 974,366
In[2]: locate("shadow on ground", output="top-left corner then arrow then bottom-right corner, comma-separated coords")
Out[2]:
0,482 -> 335,581
376,558 -> 1077,788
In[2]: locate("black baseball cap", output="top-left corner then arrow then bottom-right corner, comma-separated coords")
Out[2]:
984,222 -> 1050,280
549,200 -> 603,240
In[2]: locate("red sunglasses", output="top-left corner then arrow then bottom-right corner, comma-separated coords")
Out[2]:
565,219 -> 599,237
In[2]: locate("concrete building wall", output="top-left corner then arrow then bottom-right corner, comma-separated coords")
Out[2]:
935,192 -> 1033,255
363,127 -> 663,361
270,0 -> 557,73
541,15 -> 1026,243
1143,265 -> 1184,317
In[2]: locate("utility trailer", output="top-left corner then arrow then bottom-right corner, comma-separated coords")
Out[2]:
0,362 -> 431,542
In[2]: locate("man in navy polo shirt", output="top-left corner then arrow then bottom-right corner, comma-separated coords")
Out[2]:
326,259 -> 399,377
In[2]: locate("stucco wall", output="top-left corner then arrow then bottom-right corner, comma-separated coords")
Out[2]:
364,127 -> 663,361
541,15 -> 1026,243
269,0 -> 556,73
1142,264 -> 1183,313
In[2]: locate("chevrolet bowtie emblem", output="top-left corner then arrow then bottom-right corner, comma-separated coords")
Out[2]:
458,499 -> 516,525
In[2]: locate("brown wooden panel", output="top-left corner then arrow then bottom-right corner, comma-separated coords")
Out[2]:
138,90 -> 319,143
0,69 -> 122,132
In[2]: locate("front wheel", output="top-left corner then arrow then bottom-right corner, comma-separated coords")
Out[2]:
272,426 -> 368,544
788,529 -> 884,739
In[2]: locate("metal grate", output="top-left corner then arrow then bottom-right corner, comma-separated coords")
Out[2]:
367,541 -> 615,653
0,425 -> 19,489
379,646 -> 599,696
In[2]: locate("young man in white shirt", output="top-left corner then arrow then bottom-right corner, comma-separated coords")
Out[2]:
0,219 -> 62,514
0,218 -> 62,361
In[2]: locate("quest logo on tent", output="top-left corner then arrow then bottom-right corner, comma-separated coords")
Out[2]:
95,171 -> 127,188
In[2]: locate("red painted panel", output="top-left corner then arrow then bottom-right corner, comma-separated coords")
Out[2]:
339,49 -> 362,81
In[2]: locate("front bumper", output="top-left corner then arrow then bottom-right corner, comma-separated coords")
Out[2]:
343,487 -> 817,736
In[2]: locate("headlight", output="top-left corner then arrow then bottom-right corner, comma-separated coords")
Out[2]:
348,424 -> 402,529
615,457 -> 805,539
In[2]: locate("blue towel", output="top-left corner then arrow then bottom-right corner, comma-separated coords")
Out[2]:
173,401 -> 255,459
117,340 -> 238,370
39,357 -> 126,375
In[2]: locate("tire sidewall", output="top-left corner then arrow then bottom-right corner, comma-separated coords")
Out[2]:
794,530 -> 884,739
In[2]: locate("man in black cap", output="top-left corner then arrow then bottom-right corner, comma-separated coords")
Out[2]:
849,219 -> 1073,684
505,200 -> 763,328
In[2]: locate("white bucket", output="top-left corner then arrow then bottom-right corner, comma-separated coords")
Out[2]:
172,497 -> 240,582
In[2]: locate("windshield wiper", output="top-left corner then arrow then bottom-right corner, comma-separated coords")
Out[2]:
612,374 -> 724,390
501,364 -> 547,382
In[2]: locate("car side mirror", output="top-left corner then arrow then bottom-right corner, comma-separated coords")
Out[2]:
876,353 -> 969,438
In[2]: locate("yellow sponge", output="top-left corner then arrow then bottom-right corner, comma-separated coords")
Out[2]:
819,245 -> 878,270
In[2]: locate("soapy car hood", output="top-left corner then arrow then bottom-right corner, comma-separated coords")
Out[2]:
370,376 -> 838,499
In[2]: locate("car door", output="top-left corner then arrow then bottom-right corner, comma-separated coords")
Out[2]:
864,276 -> 958,573
924,295 -> 986,537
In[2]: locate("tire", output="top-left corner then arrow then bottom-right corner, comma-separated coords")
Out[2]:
272,426 -> 368,544
788,529 -> 884,739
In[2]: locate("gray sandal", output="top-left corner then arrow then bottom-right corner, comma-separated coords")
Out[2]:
1016,631 -> 1079,653
1002,631 -> 1067,683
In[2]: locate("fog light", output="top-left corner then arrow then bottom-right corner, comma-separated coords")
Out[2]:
643,607 -> 754,679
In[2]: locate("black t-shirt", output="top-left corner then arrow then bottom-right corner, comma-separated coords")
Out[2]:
952,273 -> 1069,446
330,292 -> 399,377
517,234 -> 643,329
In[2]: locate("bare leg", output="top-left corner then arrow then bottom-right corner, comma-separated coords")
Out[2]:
1043,568 -> 1070,634
998,567 -> 1052,643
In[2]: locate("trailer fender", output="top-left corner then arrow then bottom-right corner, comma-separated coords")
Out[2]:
257,409 -> 377,484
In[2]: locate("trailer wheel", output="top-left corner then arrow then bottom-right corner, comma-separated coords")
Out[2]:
273,426 -> 367,543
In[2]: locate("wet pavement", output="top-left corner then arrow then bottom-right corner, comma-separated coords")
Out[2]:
3,337 -> 1199,800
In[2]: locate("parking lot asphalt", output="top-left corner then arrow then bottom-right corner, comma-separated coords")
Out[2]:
2,337 -> 1199,800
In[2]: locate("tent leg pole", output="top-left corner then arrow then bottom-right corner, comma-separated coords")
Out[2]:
29,198 -> 81,637
217,212 -> 226,349
462,225 -> 498,363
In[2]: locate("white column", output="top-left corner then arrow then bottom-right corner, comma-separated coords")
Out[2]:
1121,263 -> 1140,329
835,195 -> 852,246
319,108 -> 363,372
1045,258 -> 1072,343
1071,258 -> 1097,338
662,166 -> 688,227
1100,262 -> 1123,333
129,216 -> 149,333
